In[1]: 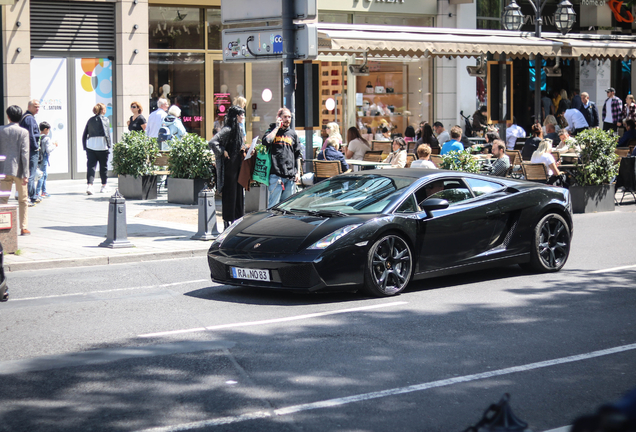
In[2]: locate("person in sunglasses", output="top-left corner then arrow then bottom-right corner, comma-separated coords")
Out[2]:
127,101 -> 147,132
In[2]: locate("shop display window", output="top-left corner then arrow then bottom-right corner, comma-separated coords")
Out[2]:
149,53 -> 205,136
213,62 -> 245,134
207,8 -> 222,50
149,7 -> 204,50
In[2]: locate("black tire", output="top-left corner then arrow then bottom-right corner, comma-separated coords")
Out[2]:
363,234 -> 413,297
525,213 -> 570,272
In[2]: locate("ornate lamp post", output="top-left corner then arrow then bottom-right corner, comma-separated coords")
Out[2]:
502,0 -> 576,124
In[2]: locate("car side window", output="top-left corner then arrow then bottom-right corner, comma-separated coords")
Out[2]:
396,194 -> 419,213
416,179 -> 473,206
464,178 -> 504,197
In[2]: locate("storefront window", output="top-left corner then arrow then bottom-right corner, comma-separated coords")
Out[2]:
251,62 -> 282,140
207,8 -> 221,50
149,53 -> 205,136
477,0 -> 502,29
213,62 -> 245,133
149,7 -> 204,50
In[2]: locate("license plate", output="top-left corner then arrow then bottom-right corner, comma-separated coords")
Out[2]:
231,267 -> 270,281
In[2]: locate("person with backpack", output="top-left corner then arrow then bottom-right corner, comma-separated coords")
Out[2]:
35,121 -> 57,199
81,103 -> 112,195
19,99 -> 41,205
157,105 -> 186,150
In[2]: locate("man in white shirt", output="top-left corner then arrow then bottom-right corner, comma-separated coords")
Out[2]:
563,108 -> 589,136
433,121 -> 450,146
146,98 -> 169,138
505,118 -> 526,150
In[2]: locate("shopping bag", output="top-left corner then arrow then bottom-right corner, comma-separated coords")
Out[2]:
252,148 -> 271,185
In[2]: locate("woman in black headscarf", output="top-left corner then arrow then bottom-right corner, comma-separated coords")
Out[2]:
209,105 -> 246,228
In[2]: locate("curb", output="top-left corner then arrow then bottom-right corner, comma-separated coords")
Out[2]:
5,249 -> 209,272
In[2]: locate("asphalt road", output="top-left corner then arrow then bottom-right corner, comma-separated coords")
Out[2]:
1,208 -> 635,432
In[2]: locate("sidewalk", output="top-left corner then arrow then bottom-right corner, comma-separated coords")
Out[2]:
3,179 -> 223,272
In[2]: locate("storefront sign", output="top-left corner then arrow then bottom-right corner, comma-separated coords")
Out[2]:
0,213 -> 12,230
520,2 -> 581,33
608,0 -> 633,22
214,93 -> 232,117
318,0 -> 436,15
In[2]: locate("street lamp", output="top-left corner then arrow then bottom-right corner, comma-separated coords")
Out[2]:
502,0 -> 576,124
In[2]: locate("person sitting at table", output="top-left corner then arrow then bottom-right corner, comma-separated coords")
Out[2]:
522,123 -> 543,161
376,126 -> 392,142
410,144 -> 437,169
440,126 -> 464,155
543,115 -> 561,135
618,119 -> 636,147
544,123 -> 559,147
322,122 -> 342,151
344,127 -> 371,160
415,123 -> 439,149
316,136 -> 351,181
404,125 -> 416,143
554,129 -> 579,153
531,139 -> 562,179
383,137 -> 407,168
487,140 -> 510,177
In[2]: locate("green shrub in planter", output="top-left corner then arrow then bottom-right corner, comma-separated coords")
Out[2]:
440,149 -> 480,173
573,128 -> 619,186
112,131 -> 160,178
167,133 -> 215,182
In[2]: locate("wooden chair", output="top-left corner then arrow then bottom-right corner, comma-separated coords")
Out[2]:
363,151 -> 383,162
406,153 -> 416,168
431,147 -> 441,155
407,141 -> 418,153
615,148 -> 630,158
372,141 -> 392,153
313,160 -> 342,180
430,154 -> 443,168
154,152 -> 171,192
505,150 -> 523,178
521,162 -> 549,183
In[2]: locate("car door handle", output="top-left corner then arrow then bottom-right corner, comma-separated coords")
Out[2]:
486,208 -> 501,217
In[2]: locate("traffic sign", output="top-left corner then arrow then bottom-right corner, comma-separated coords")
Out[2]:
221,0 -> 316,24
222,24 -> 317,62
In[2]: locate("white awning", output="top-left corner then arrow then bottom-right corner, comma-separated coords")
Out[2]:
317,23 -> 636,60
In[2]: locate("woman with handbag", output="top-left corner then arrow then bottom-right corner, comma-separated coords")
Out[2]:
208,105 -> 245,228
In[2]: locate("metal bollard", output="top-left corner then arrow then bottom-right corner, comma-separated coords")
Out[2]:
99,189 -> 134,248
191,184 -> 221,240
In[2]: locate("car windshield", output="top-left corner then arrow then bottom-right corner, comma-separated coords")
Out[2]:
277,175 -> 416,215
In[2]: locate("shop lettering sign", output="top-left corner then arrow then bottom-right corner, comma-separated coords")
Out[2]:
182,116 -> 203,123
374,0 -> 405,3
0,212 -> 12,230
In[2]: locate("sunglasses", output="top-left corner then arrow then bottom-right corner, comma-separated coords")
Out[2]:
131,105 -> 138,108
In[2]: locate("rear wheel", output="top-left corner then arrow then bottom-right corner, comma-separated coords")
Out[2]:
364,234 -> 413,297
525,213 -> 570,272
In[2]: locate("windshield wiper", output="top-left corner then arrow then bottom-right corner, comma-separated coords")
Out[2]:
271,208 -> 294,215
291,208 -> 348,217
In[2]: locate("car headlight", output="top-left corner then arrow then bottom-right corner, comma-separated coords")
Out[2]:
212,217 -> 244,247
307,224 -> 362,250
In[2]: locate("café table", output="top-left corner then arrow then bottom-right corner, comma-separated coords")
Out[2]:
346,159 -> 392,171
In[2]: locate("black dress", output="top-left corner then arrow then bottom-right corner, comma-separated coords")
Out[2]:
128,115 -> 146,132
209,127 -> 245,222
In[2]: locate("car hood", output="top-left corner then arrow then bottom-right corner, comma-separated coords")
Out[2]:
221,211 -> 372,254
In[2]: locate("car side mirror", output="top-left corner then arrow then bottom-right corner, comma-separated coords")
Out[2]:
420,198 -> 449,218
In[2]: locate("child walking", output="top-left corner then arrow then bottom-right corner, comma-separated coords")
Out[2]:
35,122 -> 57,199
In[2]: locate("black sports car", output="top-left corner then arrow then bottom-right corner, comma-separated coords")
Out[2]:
207,169 -> 573,297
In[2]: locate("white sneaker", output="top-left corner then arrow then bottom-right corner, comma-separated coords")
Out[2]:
100,185 -> 107,193
86,185 -> 93,195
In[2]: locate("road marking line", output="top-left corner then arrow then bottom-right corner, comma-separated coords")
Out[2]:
136,342 -> 636,431
542,427 -> 570,432
138,301 -> 409,338
12,280 -> 208,301
590,264 -> 636,274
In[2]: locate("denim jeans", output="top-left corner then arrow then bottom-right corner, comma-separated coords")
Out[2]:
35,154 -> 49,196
27,152 -> 39,201
268,174 -> 296,208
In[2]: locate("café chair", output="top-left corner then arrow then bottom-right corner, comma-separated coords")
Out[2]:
313,160 -> 342,180
431,147 -> 441,155
406,153 -> 416,168
372,141 -> 392,153
154,151 -> 171,193
363,151 -> 383,162
430,154 -> 443,168
615,156 -> 636,205
521,162 -> 549,183
505,150 -> 523,178
615,148 -> 630,158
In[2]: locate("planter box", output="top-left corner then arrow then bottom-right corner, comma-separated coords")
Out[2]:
570,184 -> 615,214
245,185 -> 268,213
167,178 -> 209,205
117,175 -> 158,200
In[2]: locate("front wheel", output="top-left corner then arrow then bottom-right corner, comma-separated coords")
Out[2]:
525,213 -> 571,272
363,234 -> 413,297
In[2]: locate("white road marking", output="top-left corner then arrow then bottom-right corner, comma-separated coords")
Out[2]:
542,427 -> 570,432
590,264 -> 636,274
138,301 -> 409,338
12,280 -> 208,301
136,342 -> 636,431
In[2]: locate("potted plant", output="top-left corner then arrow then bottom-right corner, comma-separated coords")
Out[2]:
112,131 -> 160,200
569,128 -> 619,213
440,149 -> 481,173
167,133 -> 215,205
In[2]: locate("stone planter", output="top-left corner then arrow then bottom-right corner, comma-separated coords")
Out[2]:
570,183 -> 615,214
167,178 -> 209,205
117,175 -> 158,200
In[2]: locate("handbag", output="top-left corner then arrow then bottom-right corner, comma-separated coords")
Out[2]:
365,81 -> 374,94
385,88 -> 394,94
374,76 -> 385,94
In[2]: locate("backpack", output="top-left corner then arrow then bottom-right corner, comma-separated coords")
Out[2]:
157,125 -> 173,144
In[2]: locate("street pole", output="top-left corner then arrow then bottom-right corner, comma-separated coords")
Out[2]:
533,0 -> 543,125
282,0 -> 296,128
